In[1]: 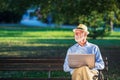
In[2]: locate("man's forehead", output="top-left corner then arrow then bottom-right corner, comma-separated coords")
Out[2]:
73,29 -> 84,32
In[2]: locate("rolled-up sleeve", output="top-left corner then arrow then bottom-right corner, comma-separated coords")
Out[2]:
93,46 -> 105,70
63,49 -> 74,74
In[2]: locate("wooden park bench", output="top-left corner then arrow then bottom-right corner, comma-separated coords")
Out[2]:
0,57 -> 108,80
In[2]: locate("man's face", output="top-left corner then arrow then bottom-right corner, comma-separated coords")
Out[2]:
73,29 -> 86,42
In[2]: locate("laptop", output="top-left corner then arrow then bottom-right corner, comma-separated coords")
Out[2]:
68,54 -> 95,69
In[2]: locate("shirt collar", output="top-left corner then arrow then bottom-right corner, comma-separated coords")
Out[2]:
76,41 -> 89,47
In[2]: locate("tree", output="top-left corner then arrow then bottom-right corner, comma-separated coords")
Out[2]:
0,0 -> 120,32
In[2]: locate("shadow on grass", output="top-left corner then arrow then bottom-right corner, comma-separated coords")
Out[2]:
0,46 -> 69,58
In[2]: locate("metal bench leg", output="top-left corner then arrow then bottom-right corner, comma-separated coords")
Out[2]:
48,71 -> 51,78
98,70 -> 101,80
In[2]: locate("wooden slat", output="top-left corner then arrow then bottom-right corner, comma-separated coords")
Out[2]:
0,63 -> 63,71
0,58 -> 64,63
0,67 -> 63,70
0,78 -> 71,80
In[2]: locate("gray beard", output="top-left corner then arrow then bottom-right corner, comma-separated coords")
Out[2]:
74,35 -> 87,43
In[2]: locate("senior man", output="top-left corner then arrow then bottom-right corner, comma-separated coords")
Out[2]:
63,24 -> 104,80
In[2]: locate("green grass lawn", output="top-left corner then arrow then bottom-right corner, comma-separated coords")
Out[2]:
0,25 -> 120,80
0,26 -> 120,46
0,26 -> 120,57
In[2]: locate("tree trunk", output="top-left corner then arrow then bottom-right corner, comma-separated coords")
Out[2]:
110,20 -> 113,31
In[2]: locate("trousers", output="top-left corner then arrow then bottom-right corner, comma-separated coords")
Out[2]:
72,66 -> 98,80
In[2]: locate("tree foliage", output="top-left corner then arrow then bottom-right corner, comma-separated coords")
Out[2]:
0,0 -> 120,38
38,0 -> 120,38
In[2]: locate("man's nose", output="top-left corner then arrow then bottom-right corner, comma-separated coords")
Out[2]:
75,33 -> 79,35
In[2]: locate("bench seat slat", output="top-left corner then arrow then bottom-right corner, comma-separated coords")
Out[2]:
0,78 -> 71,80
0,59 -> 64,63
0,68 -> 63,71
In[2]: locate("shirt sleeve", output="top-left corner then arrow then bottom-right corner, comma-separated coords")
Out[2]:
63,49 -> 74,74
93,45 -> 105,70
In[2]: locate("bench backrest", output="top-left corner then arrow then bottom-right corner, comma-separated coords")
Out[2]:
0,57 -> 108,71
0,57 -> 63,71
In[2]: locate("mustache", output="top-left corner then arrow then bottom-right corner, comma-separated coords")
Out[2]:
75,34 -> 84,38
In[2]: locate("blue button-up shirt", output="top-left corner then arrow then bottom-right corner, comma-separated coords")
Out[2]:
63,41 -> 105,74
